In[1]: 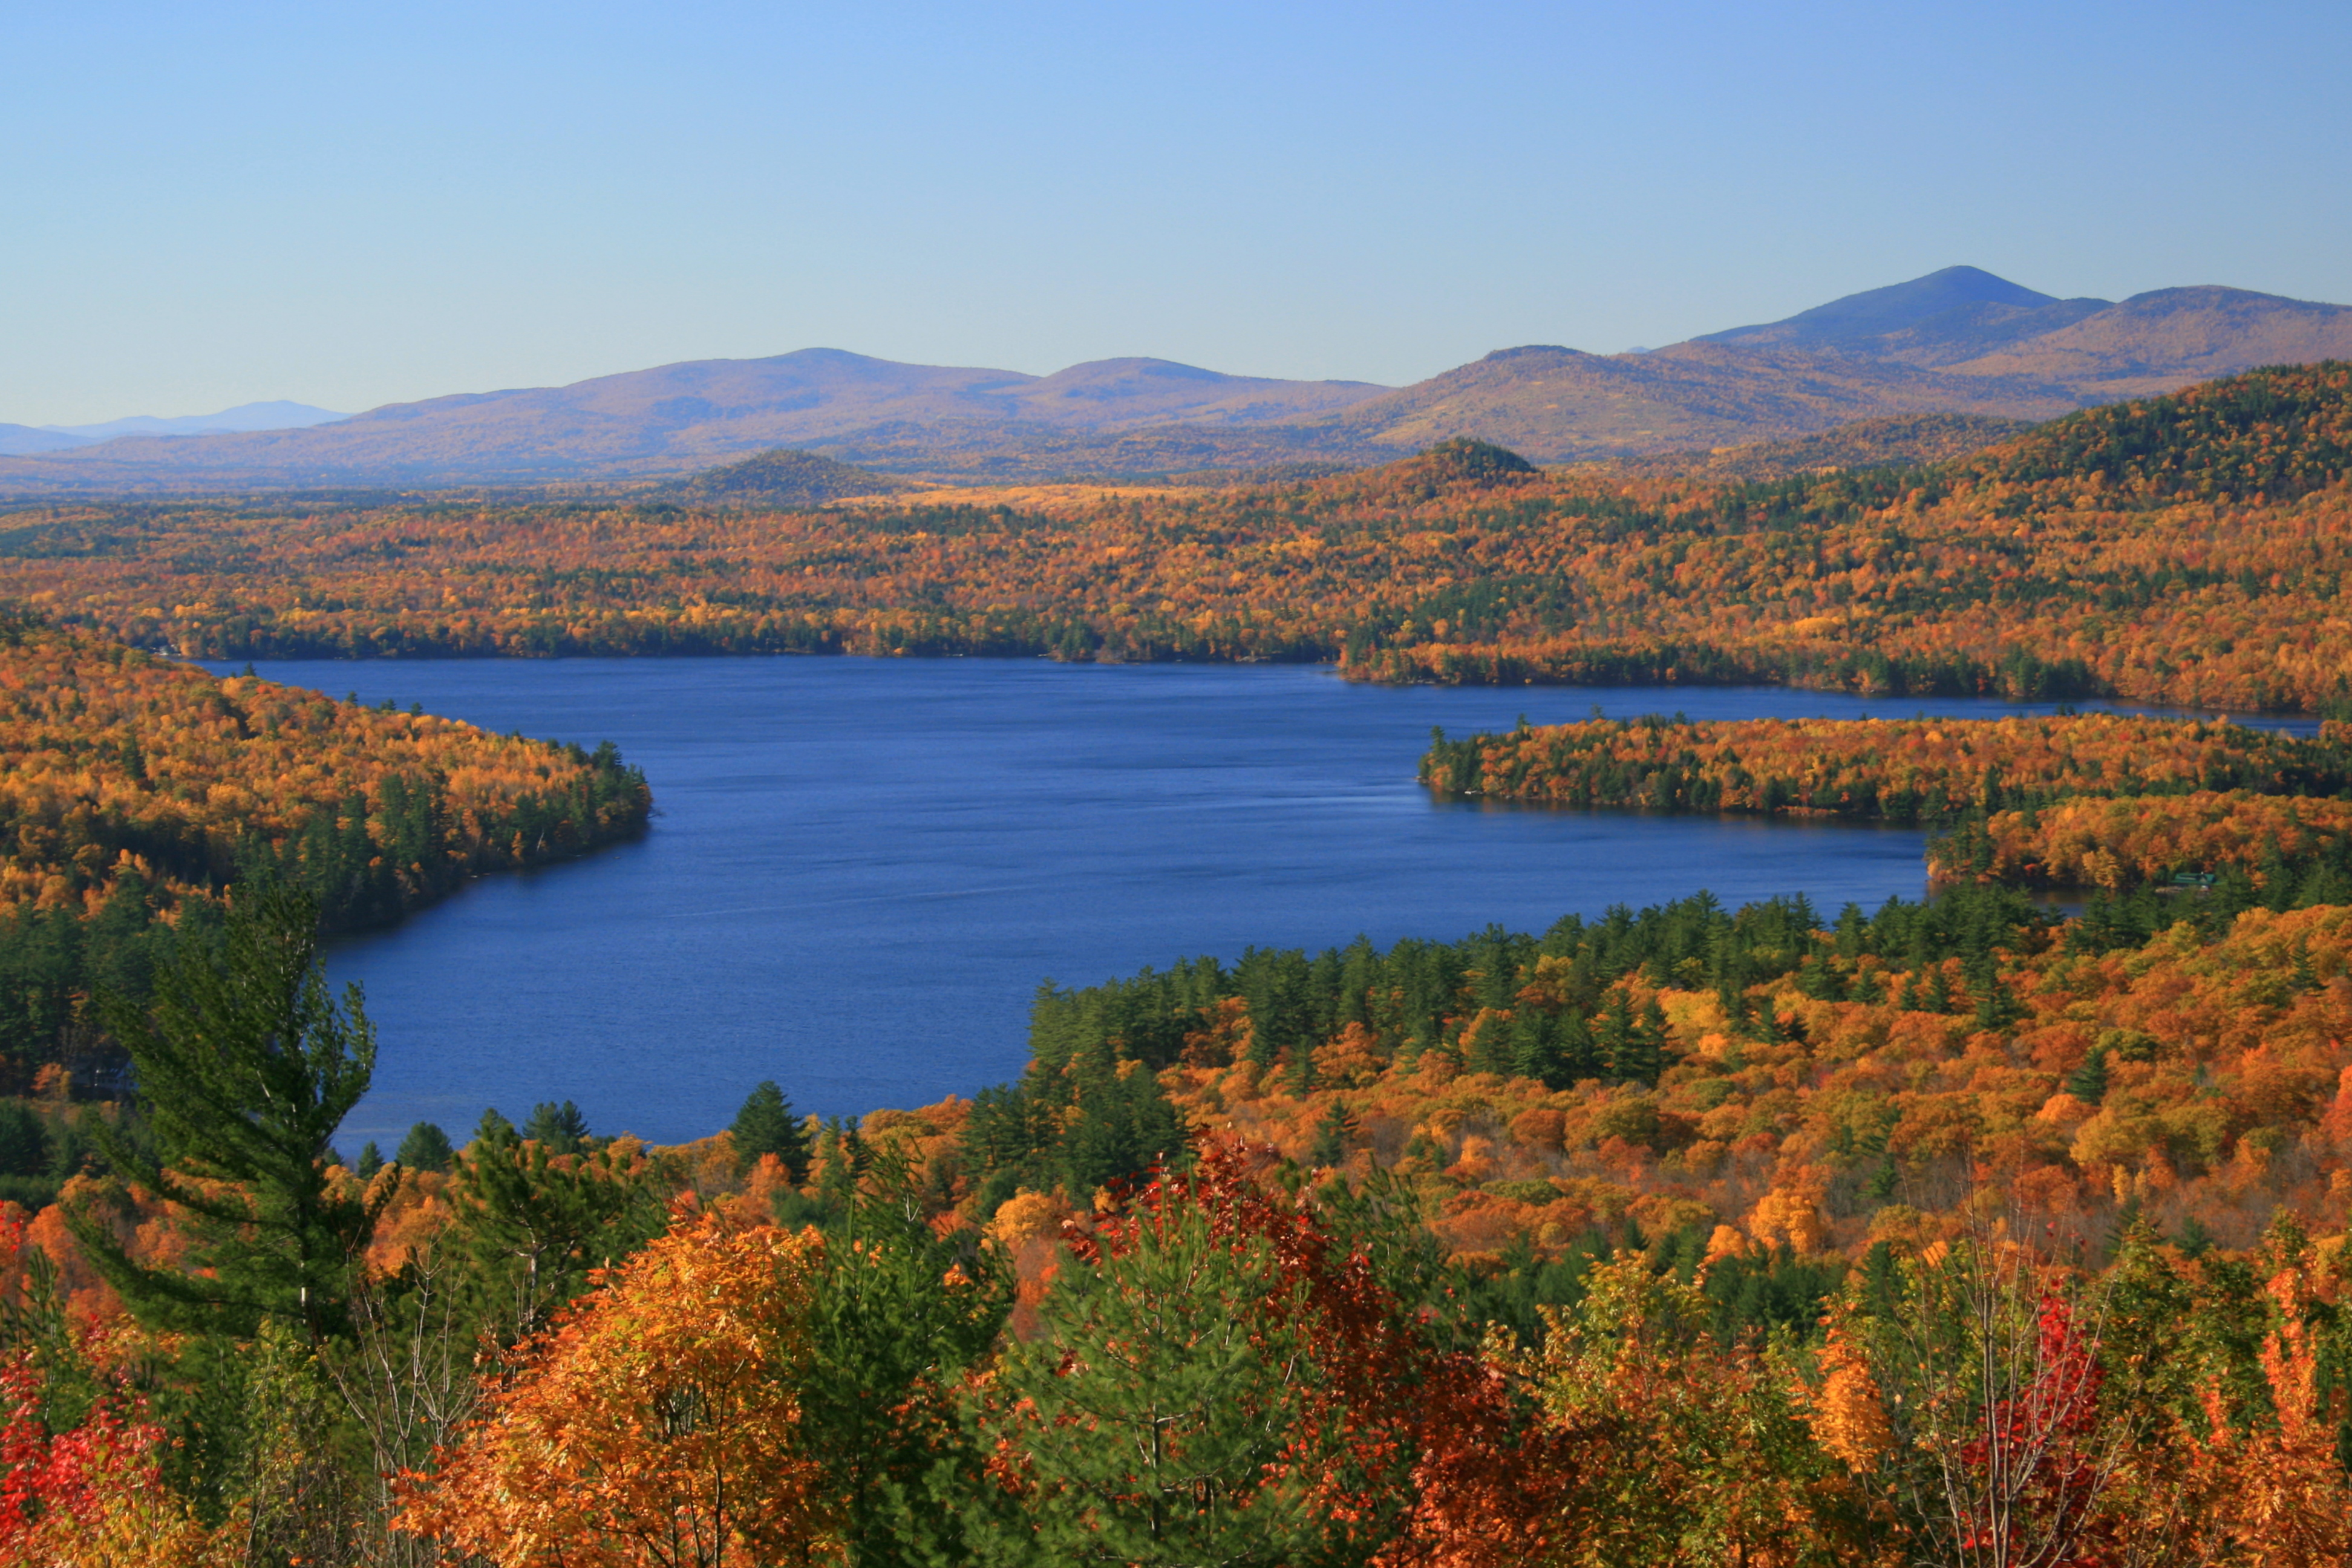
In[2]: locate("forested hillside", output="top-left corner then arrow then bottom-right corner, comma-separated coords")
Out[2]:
1422,710 -> 2352,898
0,616 -> 649,1093
3,364 -> 2350,712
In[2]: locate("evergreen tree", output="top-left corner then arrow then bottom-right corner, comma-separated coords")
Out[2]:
730,1079 -> 813,1181
1863,1158 -> 1900,1206
962,1162 -> 1423,1566
1923,964 -> 1955,1014
446,1106 -> 668,1343
0,1101 -> 51,1177
394,1120 -> 454,1173
68,882 -> 381,1342
815,1119 -> 866,1212
1595,991 -> 1635,1079
2065,1047 -> 2111,1105
802,1151 -> 1010,1566
1555,1008 -> 1599,1082
1307,1104 -> 1356,1169
521,1099 -> 590,1154
1059,1066 -> 1185,1197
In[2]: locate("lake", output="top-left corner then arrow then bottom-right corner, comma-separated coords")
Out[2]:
206,656 -> 2235,1149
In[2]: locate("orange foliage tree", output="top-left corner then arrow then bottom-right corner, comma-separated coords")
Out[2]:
1421,712 -> 2347,823
394,1204 -> 832,1567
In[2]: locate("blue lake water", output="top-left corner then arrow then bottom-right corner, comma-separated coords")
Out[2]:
206,657 -> 2259,1149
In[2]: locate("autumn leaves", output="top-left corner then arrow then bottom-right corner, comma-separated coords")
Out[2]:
4,364 -> 2350,722
0,623 -> 650,927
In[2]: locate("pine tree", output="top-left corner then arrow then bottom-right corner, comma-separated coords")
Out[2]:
394,1121 -> 453,1173
1596,991 -> 1635,1080
520,1099 -> 589,1155
445,1106 -> 667,1343
2066,1048 -> 2111,1105
1924,964 -> 1955,1014
1307,1104 -> 1357,1169
730,1080 -> 812,1181
1555,1009 -> 1599,1083
1511,1009 -> 1563,1088
68,882 -> 381,1342
962,1147 -> 1433,1565
1864,1158 -> 1900,1206
0,1102 -> 51,1177
802,1150 -> 1010,1566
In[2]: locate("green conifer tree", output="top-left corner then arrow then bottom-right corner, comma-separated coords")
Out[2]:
730,1079 -> 813,1181
69,883 -> 381,1342
521,1099 -> 589,1154
2065,1048 -> 2111,1105
394,1121 -> 454,1173
1307,1104 -> 1356,1169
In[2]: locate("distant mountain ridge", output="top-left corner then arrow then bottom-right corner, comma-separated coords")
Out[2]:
41,400 -> 350,441
5,269 -> 2350,491
1694,267 -> 2352,397
0,425 -> 88,457
0,353 -> 1391,490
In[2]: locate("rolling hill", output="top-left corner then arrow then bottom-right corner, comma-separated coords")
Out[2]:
665,447 -> 916,506
1596,411 -> 2037,483
11,362 -> 2348,720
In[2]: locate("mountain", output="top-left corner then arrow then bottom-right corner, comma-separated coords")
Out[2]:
42,400 -> 350,440
1695,269 -> 2352,385
5,270 -> 2351,493
1299,341 -> 2079,463
0,351 -> 1389,491
0,424 -> 90,457
1695,264 -> 2114,364
1942,286 -> 2352,397
1298,271 -> 2352,465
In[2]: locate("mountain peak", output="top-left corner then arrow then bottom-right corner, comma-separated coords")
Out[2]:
1694,267 -> 2116,368
1698,266 -> 2071,347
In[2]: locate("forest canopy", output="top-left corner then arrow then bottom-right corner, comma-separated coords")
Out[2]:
8,364 -> 2352,1561
0,362 -> 2346,710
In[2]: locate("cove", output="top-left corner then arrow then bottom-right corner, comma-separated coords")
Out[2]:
207,657 -> 2212,1148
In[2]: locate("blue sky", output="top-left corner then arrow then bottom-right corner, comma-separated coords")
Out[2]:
5,1 -> 2347,425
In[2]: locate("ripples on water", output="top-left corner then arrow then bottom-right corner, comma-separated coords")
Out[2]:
205,657 -> 2267,1145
